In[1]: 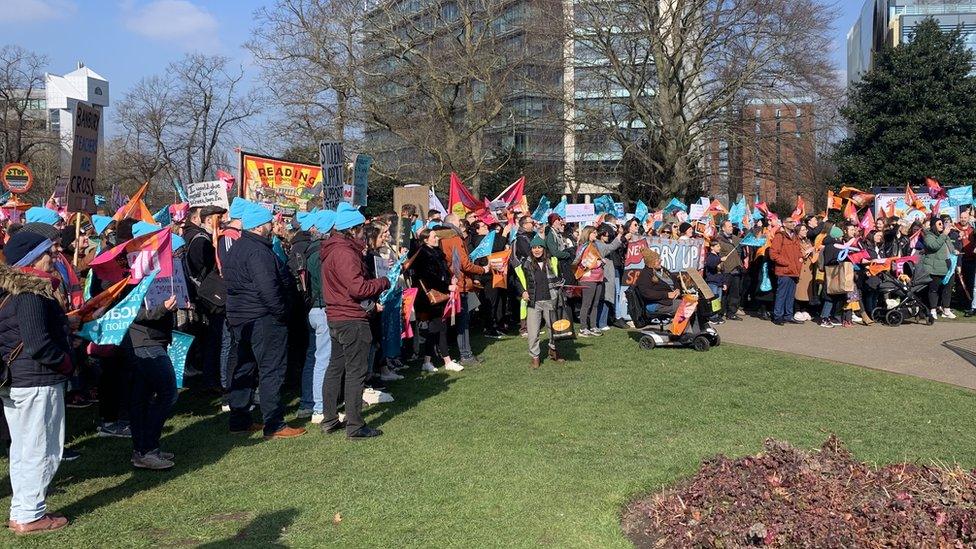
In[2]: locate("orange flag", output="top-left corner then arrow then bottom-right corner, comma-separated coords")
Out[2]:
704,198 -> 728,217
905,185 -> 925,211
843,199 -> 858,223
826,190 -> 842,211
112,182 -> 154,223
790,195 -> 805,220
838,186 -> 875,208
574,243 -> 601,281
67,277 -> 129,322
489,249 -> 511,288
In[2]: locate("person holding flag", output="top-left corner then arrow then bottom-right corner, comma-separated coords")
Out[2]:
437,214 -> 490,365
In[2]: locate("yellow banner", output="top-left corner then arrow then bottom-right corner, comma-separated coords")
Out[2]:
239,151 -> 323,210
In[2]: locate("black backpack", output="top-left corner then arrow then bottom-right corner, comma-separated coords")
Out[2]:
185,233 -> 226,316
287,242 -> 314,311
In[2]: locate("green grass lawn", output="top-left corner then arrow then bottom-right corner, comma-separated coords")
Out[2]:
3,331 -> 976,548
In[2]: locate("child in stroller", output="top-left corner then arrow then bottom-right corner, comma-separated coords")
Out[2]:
872,261 -> 932,326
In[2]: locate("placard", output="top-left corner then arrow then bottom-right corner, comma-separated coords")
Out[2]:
319,141 -> 345,210
67,101 -> 100,213
1,163 -> 33,193
564,203 -> 596,224
873,193 -> 959,221
352,153 -> 371,207
622,236 -> 705,285
185,180 -> 229,210
144,260 -> 191,310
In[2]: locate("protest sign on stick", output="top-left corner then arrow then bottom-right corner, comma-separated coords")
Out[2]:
67,102 -> 99,214
319,141 -> 345,209
185,180 -> 230,210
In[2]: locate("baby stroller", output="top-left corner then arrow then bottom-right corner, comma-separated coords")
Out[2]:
873,264 -> 932,326
626,280 -> 720,352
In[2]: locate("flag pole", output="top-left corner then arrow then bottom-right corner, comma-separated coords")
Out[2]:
72,213 -> 82,267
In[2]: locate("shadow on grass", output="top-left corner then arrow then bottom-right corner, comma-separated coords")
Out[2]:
197,508 -> 300,548
366,371 -> 456,429
47,391 -> 262,521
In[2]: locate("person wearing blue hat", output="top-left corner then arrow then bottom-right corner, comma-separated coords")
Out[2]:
222,201 -> 305,440
183,203 -> 228,392
0,231 -> 72,533
320,203 -> 389,438
292,210 -> 336,423
25,207 -> 62,227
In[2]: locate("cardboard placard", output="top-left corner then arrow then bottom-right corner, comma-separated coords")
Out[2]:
67,102 -> 100,213
623,237 -> 705,285
185,180 -> 229,210
144,260 -> 191,310
319,141 -> 345,210
352,153 -> 371,207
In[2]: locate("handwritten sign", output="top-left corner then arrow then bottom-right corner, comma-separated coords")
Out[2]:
67,102 -> 99,213
319,141 -> 345,210
144,260 -> 191,310
185,180 -> 229,210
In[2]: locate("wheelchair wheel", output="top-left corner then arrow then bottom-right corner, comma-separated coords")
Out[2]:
692,335 -> 711,352
885,309 -> 904,327
639,336 -> 656,351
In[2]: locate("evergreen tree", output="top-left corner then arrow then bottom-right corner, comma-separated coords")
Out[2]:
835,18 -> 976,186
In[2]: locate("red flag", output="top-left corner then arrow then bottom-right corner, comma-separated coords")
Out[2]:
790,195 -> 805,221
755,201 -> 771,217
704,199 -> 728,217
826,190 -> 842,210
68,277 -> 129,322
859,208 -> 874,232
217,169 -> 236,193
401,288 -> 418,338
925,177 -> 947,199
448,173 -> 481,217
90,228 -> 173,284
493,176 -> 528,213
931,198 -> 942,218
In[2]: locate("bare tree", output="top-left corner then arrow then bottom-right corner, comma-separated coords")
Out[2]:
115,54 -> 259,186
248,0 -> 363,148
571,0 -> 841,204
0,45 -> 58,165
361,0 -> 563,195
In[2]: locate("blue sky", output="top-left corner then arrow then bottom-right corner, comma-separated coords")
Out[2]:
1,0 -> 862,134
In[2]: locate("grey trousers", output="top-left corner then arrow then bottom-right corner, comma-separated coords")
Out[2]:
0,383 -> 65,523
527,299 -> 556,358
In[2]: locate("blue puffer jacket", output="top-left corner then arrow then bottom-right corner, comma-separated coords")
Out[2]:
224,231 -> 290,327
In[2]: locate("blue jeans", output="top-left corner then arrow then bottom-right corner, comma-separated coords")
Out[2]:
616,284 -> 631,321
597,299 -> 609,329
773,276 -> 796,321
1,384 -> 65,524
707,283 -> 723,316
456,293 -> 473,360
300,308 -> 331,414
128,346 -> 178,454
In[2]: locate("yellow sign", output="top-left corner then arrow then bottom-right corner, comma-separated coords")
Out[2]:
1,163 -> 33,194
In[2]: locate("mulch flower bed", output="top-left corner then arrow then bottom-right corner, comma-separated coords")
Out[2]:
622,436 -> 976,547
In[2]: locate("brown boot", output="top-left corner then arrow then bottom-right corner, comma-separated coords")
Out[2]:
548,348 -> 565,363
9,514 -> 68,535
264,426 -> 307,440
530,356 -> 540,369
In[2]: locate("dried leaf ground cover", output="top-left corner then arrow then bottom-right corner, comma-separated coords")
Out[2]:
1,331 -> 975,547
624,436 -> 976,548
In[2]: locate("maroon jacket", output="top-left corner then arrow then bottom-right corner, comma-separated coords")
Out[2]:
321,234 -> 390,322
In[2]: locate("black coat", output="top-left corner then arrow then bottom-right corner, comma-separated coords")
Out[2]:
513,257 -> 559,308
224,231 -> 290,326
0,266 -> 70,388
412,244 -> 451,319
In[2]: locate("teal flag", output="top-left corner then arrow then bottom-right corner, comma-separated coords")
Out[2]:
728,197 -> 746,227
943,254 -> 959,285
78,270 -> 160,345
272,235 -> 288,264
153,206 -> 172,225
379,253 -> 408,305
469,231 -> 496,260
531,196 -> 551,222
168,331 -> 195,389
172,179 -> 189,202
634,200 -> 649,222
740,234 -> 766,247
948,185 -> 973,207
553,197 -> 567,218
664,198 -> 687,213
594,195 -> 615,215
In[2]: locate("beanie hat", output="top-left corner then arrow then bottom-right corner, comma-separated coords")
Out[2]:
26,206 -> 61,226
547,213 -> 563,225
829,226 -> 843,239
313,210 -> 336,233
229,197 -> 252,220
678,222 -> 692,235
20,222 -> 59,242
334,203 -> 365,231
131,221 -> 162,238
242,202 -> 273,230
4,230 -> 53,267
59,225 -> 77,253
296,211 -> 316,232
530,234 -> 546,248
641,248 -> 660,265
91,214 -> 114,235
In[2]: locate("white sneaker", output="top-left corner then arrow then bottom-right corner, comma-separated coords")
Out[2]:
220,404 -> 230,412
363,388 -> 394,405
422,361 -> 438,372
380,370 -> 404,381
444,359 -> 464,372
311,413 -> 325,424
852,315 -> 863,324
942,309 -> 957,319
600,326 -> 611,332
132,451 -> 174,471
338,412 -> 346,422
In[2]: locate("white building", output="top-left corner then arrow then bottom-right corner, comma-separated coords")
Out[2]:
44,63 -> 109,174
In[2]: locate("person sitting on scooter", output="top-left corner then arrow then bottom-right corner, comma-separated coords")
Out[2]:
635,249 -> 681,316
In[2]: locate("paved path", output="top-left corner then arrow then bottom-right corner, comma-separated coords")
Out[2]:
717,316 -> 976,390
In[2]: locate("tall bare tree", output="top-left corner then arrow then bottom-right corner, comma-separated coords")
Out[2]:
0,45 -> 58,165
571,0 -> 840,204
115,54 -> 259,187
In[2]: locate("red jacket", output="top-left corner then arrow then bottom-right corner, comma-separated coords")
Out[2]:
769,231 -> 803,278
321,234 -> 390,322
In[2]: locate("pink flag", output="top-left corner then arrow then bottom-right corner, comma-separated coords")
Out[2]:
859,208 -> 874,232
90,228 -> 173,284
217,169 -> 236,193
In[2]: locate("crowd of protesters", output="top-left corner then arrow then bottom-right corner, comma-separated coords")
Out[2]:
0,187 -> 970,534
